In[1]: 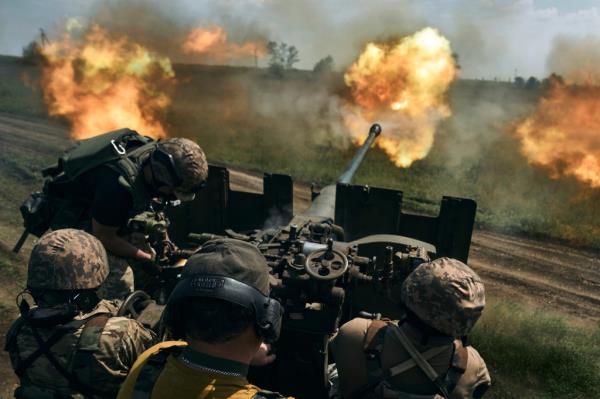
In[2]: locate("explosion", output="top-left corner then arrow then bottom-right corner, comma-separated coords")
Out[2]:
41,25 -> 175,139
515,80 -> 600,188
344,27 -> 457,167
183,26 -> 266,63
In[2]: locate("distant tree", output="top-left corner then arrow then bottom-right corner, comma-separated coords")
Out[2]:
525,76 -> 540,90
514,76 -> 525,88
313,55 -> 334,75
285,45 -> 300,69
548,73 -> 564,85
21,40 -> 43,65
541,73 -> 565,90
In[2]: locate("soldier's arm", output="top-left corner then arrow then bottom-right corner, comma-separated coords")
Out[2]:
92,219 -> 153,261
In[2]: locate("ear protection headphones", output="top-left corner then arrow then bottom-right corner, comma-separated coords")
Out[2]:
149,146 -> 184,188
163,274 -> 283,343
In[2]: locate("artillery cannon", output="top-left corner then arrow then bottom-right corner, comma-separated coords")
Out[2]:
129,123 -> 476,398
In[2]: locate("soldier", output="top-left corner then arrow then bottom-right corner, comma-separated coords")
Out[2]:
4,229 -> 157,398
330,257 -> 491,399
117,238 -> 289,399
27,130 -> 208,299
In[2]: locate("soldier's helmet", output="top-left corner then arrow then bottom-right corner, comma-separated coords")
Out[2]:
401,257 -> 485,337
154,138 -> 208,202
27,229 -> 109,291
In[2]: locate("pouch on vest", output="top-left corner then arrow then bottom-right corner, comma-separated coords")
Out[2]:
17,129 -> 155,240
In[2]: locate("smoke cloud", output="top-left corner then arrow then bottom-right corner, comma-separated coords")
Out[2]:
546,34 -> 600,84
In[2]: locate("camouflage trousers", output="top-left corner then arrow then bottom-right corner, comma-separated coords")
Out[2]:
97,253 -> 135,301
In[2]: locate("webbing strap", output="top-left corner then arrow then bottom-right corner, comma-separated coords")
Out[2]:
387,345 -> 448,378
132,348 -> 178,399
28,315 -> 113,397
14,318 -> 86,377
389,325 -> 450,399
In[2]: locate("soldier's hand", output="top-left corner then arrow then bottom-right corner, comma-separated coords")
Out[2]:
251,343 -> 276,366
139,247 -> 162,275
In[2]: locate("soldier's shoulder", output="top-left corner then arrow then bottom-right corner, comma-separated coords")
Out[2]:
251,389 -> 291,398
99,315 -> 153,342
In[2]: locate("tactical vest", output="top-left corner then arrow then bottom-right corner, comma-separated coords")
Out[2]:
5,311 -> 113,398
21,129 -> 157,235
350,320 -> 468,399
131,346 -> 286,399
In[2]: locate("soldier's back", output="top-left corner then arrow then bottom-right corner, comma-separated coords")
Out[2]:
5,300 -> 156,398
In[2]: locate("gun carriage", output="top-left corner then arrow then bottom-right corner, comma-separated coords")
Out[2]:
118,124 -> 477,398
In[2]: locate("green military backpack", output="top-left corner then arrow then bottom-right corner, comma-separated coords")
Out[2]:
15,129 -> 156,252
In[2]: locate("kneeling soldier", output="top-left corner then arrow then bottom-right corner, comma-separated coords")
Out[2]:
4,229 -> 157,398
331,257 -> 491,399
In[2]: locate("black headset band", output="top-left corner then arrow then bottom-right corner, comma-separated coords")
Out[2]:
150,146 -> 184,188
176,275 -> 270,311
167,274 -> 283,343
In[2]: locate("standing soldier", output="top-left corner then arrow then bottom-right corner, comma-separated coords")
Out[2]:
19,130 -> 208,299
331,257 -> 491,399
117,238 -> 289,399
4,229 -> 157,398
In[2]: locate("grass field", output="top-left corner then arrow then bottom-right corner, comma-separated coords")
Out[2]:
0,55 -> 599,398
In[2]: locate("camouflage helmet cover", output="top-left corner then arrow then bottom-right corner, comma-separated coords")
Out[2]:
27,229 -> 109,290
401,257 -> 485,336
157,138 -> 208,201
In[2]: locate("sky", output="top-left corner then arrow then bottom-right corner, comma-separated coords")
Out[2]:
1,0 -> 600,79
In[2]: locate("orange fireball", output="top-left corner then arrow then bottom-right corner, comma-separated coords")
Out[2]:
41,25 -> 175,139
515,80 -> 600,188
183,26 -> 266,63
344,27 -> 457,167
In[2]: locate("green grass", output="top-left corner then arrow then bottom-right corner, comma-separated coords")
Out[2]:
3,57 -> 600,248
471,298 -> 600,398
0,56 -> 599,397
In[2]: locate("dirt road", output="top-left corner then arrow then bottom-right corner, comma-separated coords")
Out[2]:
0,113 -> 599,396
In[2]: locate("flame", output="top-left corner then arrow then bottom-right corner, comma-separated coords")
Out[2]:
182,26 -> 266,63
515,80 -> 600,188
40,25 -> 175,139
344,27 -> 457,167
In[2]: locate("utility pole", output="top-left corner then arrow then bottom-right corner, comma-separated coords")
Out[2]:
39,28 -> 50,47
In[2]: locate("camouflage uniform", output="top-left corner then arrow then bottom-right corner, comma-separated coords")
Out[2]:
6,300 -> 157,398
4,229 -> 157,398
331,258 -> 491,399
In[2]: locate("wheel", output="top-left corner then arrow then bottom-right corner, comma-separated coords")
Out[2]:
304,248 -> 349,280
117,290 -> 151,319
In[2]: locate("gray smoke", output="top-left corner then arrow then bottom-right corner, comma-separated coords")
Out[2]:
546,34 -> 600,83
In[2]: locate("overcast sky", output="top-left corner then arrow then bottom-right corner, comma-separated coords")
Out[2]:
1,0 -> 600,79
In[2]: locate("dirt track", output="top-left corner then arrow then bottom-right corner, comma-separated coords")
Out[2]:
0,113 -> 599,396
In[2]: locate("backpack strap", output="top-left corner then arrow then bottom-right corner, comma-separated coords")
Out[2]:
11,318 -> 87,378
443,339 -> 469,394
70,313 -> 111,388
26,313 -> 114,397
348,321 -> 449,399
132,346 -> 183,399
362,319 -> 392,381
388,325 -> 450,399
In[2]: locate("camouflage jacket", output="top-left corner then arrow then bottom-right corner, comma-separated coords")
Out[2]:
5,299 -> 157,398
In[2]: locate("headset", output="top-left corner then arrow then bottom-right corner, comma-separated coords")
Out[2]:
163,274 -> 284,343
149,146 -> 184,188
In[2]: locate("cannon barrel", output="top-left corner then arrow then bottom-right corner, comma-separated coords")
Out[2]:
300,123 -> 381,219
338,123 -> 382,184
